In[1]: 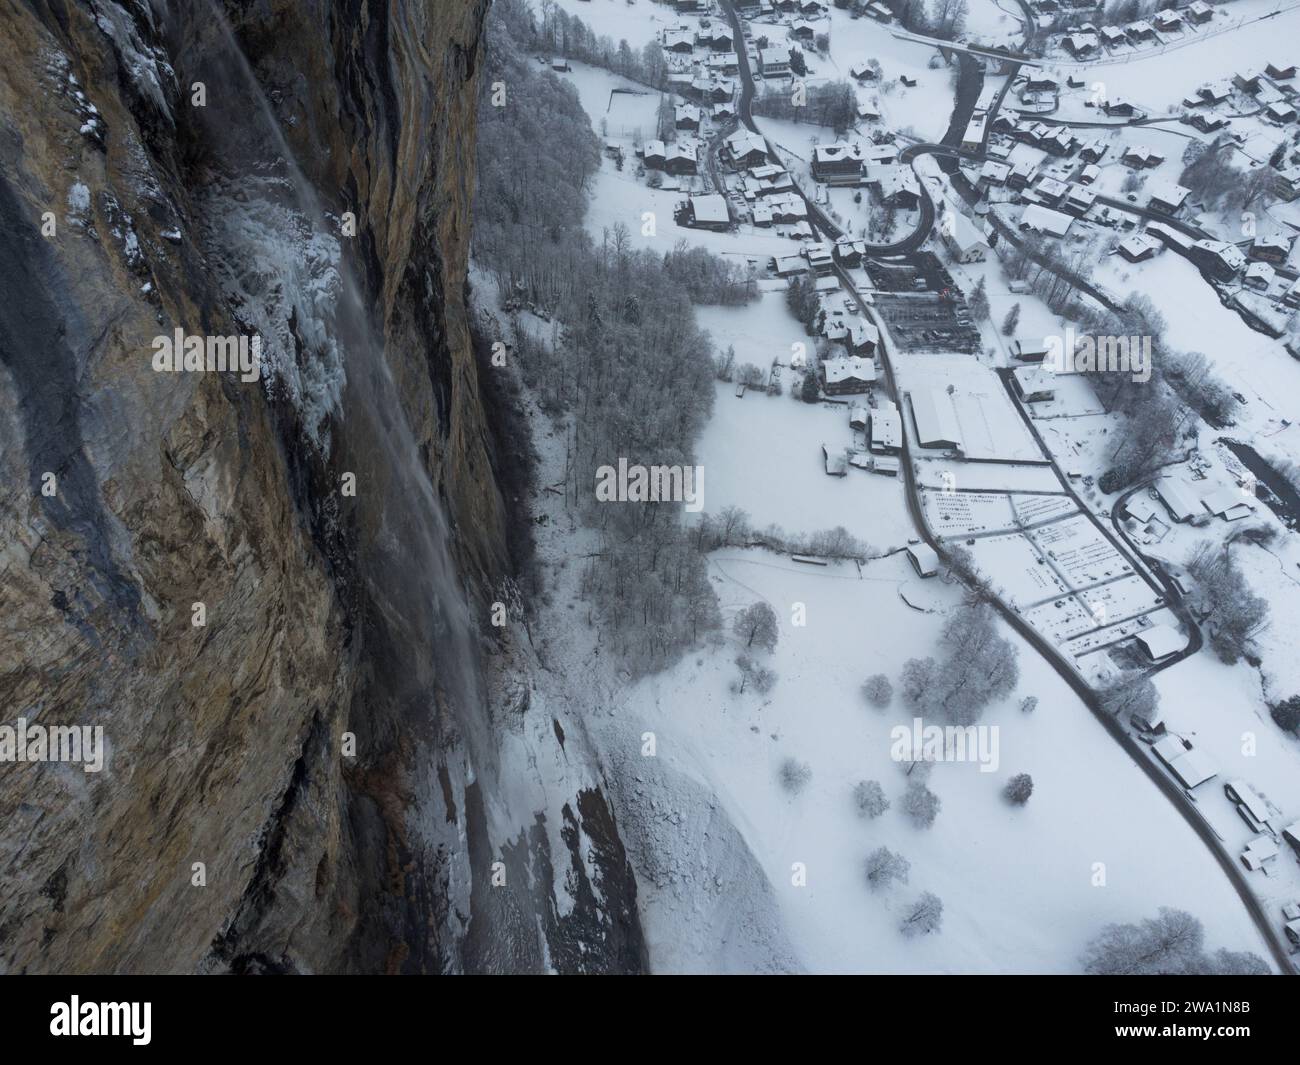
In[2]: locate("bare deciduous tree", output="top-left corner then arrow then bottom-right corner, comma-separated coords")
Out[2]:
854,780 -> 890,818
1081,908 -> 1266,975
734,601 -> 779,652
862,674 -> 894,709
1004,773 -> 1034,805
900,892 -> 944,937
903,780 -> 941,828
780,758 -> 812,794
865,846 -> 910,889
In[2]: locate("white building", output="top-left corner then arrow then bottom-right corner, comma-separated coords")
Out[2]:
907,543 -> 940,577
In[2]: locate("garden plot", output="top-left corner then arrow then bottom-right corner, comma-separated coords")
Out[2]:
913,457 -> 1066,494
1022,595 -> 1099,645
1011,492 -> 1079,527
965,531 -> 1065,605
1066,606 -> 1183,668
1029,513 -> 1135,587
1075,573 -> 1169,629
923,490 -> 1018,538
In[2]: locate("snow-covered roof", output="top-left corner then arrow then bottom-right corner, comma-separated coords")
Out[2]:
1147,180 -> 1190,208
944,211 -> 990,254
1153,734 -> 1189,765
1021,204 -> 1074,237
1201,485 -> 1253,518
868,165 -> 919,200
1035,176 -> 1069,199
726,129 -> 767,158
1226,780 -> 1271,825
1193,239 -> 1246,270
822,354 -> 876,385
980,160 -> 1011,182
804,240 -> 834,264
1136,624 -> 1183,661
1118,233 -> 1161,259
907,543 -> 940,576
1253,233 -> 1291,251
1242,834 -> 1279,867
848,319 -> 879,349
813,142 -> 863,164
1168,748 -> 1216,789
870,406 -> 902,449
1155,476 -> 1199,520
1245,261 -> 1275,283
909,389 -> 962,448
1013,365 -> 1055,399
690,193 -> 729,224
1122,145 -> 1163,165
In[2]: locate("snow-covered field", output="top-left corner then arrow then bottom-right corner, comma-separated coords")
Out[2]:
546,0 -> 672,53
571,544 -> 1276,972
697,375 -> 916,544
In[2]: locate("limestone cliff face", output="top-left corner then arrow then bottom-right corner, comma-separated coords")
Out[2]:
0,0 -> 643,974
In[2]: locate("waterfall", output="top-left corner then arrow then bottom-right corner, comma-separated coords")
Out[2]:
176,4 -> 496,842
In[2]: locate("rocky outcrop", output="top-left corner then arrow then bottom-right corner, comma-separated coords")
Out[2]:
0,0 -> 643,973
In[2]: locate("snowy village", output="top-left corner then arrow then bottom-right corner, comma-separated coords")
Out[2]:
474,0 -> 1300,975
